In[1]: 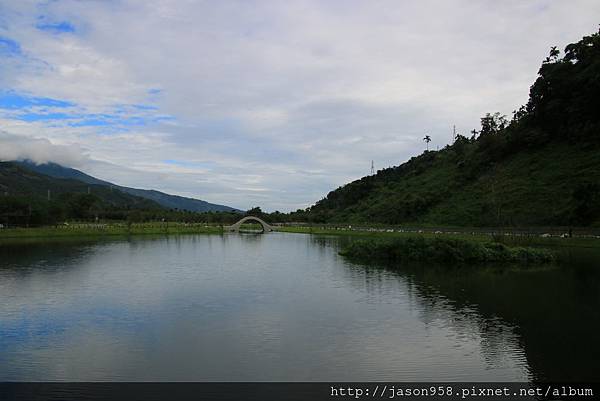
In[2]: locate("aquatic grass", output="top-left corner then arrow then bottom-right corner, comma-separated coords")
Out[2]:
340,236 -> 554,266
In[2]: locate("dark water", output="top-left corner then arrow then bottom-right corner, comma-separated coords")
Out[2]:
0,233 -> 598,381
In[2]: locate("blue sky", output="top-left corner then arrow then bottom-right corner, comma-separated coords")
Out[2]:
0,90 -> 169,129
0,91 -> 73,108
0,36 -> 21,55
1,0 -> 600,211
36,20 -> 75,34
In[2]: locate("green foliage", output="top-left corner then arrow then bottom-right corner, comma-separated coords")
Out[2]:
58,193 -> 101,219
479,112 -> 508,136
340,236 -> 554,265
571,182 -> 600,225
527,28 -> 600,141
245,206 -> 264,217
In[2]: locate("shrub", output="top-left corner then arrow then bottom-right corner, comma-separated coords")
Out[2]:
340,236 -> 554,266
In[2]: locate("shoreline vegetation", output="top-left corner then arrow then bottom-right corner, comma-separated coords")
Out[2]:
277,225 -> 600,248
0,222 -> 223,239
1,222 -> 599,249
339,236 -> 554,266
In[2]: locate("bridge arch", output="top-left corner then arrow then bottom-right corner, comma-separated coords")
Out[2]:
226,216 -> 274,233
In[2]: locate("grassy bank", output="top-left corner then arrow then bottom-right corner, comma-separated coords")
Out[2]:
340,236 -> 554,265
0,222 -> 223,239
275,225 -> 600,248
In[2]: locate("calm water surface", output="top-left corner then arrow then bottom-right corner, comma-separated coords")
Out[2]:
0,232 -> 599,381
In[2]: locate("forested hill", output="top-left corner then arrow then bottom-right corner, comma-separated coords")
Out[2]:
0,162 -> 160,209
0,161 -> 164,225
0,161 -> 242,226
15,161 -> 240,213
306,29 -> 600,227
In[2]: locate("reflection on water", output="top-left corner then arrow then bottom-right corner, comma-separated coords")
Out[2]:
0,232 -> 598,381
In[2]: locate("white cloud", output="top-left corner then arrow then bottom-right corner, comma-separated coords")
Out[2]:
1,0 -> 599,210
0,131 -> 88,166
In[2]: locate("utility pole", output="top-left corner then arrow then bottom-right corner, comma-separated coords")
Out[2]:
452,125 -> 456,143
47,189 -> 51,201
371,160 -> 375,175
87,186 -> 90,194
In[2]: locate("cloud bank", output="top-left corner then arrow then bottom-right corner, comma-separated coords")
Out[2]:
0,131 -> 87,166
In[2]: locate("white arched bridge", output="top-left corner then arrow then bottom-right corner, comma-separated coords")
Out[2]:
226,216 -> 274,233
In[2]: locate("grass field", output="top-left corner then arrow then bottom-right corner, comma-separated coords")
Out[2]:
0,222 -> 223,239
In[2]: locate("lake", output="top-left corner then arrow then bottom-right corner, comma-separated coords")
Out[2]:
0,232 -> 599,381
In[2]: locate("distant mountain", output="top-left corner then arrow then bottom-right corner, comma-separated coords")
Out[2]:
14,161 -> 240,213
0,162 -> 161,210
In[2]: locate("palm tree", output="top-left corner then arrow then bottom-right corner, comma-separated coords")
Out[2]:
423,135 -> 431,151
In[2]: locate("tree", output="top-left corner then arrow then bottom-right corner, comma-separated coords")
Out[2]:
245,206 -> 263,217
452,134 -> 470,156
526,28 -> 600,141
544,46 -> 560,63
126,210 -> 144,231
423,135 -> 431,151
479,112 -> 507,136
571,182 -> 600,225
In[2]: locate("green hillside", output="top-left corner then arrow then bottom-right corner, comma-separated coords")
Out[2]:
307,29 -> 600,227
0,162 -> 158,208
15,161 -> 241,213
0,162 -> 163,225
